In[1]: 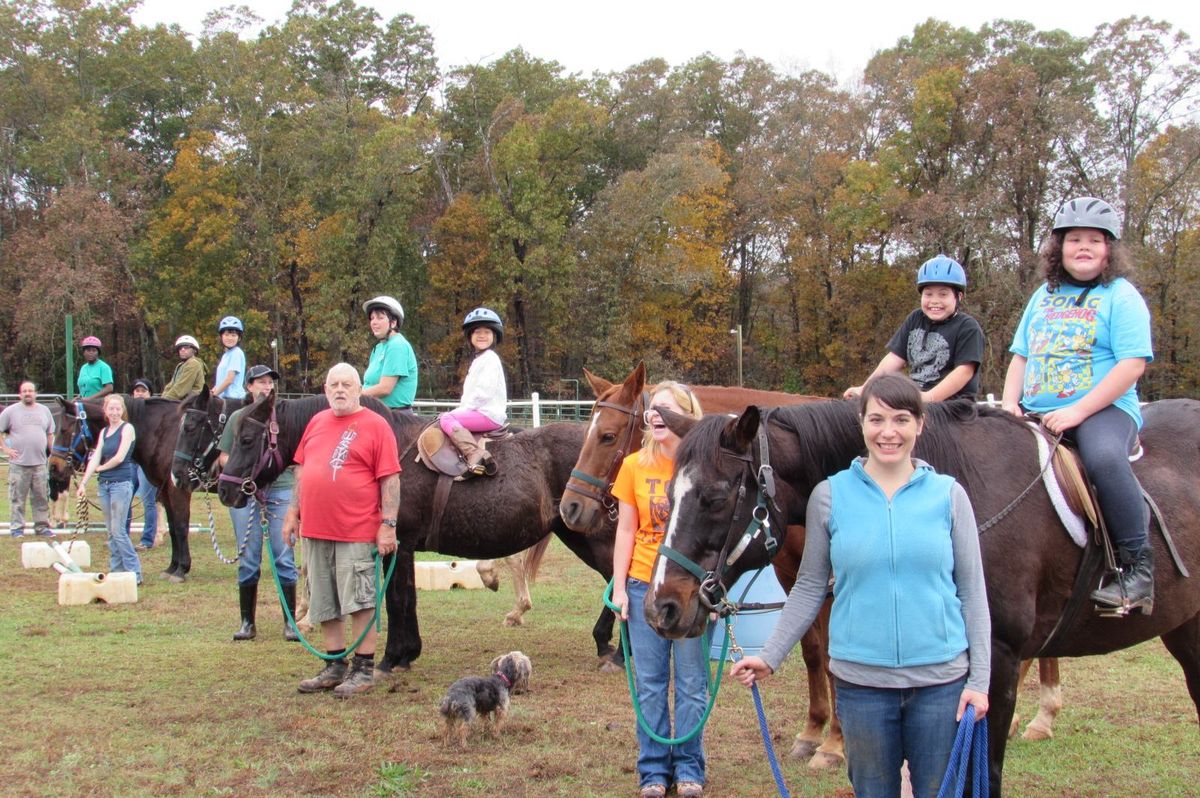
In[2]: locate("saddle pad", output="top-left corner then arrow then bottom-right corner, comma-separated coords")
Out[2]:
416,426 -> 468,477
1026,422 -> 1089,548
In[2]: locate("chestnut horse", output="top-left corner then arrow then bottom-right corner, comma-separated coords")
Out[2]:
649,399 -> 1200,795
557,363 -> 846,768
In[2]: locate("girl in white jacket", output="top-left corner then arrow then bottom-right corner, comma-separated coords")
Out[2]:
439,307 -> 507,475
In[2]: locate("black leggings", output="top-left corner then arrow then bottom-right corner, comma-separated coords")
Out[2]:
1063,405 -> 1148,556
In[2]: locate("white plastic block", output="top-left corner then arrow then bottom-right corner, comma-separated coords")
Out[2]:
413,560 -> 487,591
57,572 -> 138,605
21,540 -> 91,569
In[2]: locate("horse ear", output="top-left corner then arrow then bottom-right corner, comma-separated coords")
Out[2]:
630,361 -> 647,392
658,407 -> 697,439
583,368 -> 611,398
723,406 -> 760,451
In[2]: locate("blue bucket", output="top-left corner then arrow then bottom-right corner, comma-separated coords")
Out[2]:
709,567 -> 788,660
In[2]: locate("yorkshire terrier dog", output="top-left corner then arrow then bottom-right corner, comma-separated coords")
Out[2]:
439,651 -> 532,748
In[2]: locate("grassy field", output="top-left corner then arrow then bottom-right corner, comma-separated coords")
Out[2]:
2,470 -> 1197,797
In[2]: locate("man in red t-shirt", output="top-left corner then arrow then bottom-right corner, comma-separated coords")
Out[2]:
283,363 -> 400,698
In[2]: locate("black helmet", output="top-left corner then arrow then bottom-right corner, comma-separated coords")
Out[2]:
462,307 -> 503,344
245,364 -> 280,384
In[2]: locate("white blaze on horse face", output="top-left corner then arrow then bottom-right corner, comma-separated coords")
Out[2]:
587,410 -> 599,440
650,464 -> 697,593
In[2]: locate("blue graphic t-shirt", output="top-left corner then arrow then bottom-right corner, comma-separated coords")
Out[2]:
1009,278 -> 1153,427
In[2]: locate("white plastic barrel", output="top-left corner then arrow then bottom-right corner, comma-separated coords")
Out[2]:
709,567 -> 788,660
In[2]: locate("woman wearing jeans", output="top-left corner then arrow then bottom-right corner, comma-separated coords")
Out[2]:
76,394 -> 141,584
731,374 -> 990,798
611,381 -> 708,798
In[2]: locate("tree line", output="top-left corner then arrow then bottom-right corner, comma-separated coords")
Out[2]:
2,1 -> 1198,400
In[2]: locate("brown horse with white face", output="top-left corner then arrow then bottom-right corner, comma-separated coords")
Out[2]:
649,399 -> 1200,796
559,362 -> 844,769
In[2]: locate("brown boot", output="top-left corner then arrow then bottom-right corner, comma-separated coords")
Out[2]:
448,427 -> 487,475
333,655 -> 375,699
297,659 -> 347,693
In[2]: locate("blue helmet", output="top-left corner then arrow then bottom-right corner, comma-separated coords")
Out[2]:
1052,196 -> 1121,241
218,315 -> 244,334
463,307 -> 503,344
916,255 -> 967,291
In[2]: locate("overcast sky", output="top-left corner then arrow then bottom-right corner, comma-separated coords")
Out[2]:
131,0 -> 1200,81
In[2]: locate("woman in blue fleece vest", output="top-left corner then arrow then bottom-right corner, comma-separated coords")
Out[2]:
731,374 -> 990,798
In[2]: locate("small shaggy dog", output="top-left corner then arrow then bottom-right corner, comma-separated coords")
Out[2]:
439,651 -> 532,748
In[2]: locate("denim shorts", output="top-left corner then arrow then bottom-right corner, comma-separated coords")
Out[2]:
303,539 -> 378,623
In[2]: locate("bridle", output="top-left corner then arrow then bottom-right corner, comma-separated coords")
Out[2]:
563,389 -> 651,521
50,400 -> 94,472
657,409 -> 785,616
173,396 -> 229,487
216,404 -> 282,502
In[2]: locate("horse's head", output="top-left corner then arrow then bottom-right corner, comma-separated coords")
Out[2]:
217,390 -> 279,509
646,406 -> 783,639
49,397 -> 92,486
171,386 -> 230,489
560,362 -> 650,534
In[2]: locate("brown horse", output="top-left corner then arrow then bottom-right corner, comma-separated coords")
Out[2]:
49,397 -> 195,580
557,363 -> 845,768
648,399 -> 1200,795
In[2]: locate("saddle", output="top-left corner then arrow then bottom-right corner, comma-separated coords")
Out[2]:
416,425 -> 509,479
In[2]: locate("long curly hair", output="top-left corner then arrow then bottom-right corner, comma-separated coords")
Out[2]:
1039,229 -> 1132,291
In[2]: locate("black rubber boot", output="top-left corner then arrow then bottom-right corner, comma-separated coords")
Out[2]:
281,582 -> 300,642
233,581 -> 258,640
1091,547 -> 1155,615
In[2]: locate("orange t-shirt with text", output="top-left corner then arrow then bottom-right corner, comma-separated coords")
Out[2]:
612,451 -> 674,582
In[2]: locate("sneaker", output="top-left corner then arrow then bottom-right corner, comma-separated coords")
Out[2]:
297,660 -> 347,693
35,528 -> 55,537
10,529 -> 23,538
332,659 -> 375,699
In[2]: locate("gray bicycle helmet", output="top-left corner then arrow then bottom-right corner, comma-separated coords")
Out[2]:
462,307 -> 503,344
1053,197 -> 1121,240
363,295 -> 404,327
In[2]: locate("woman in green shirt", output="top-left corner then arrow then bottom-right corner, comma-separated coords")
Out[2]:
361,295 -> 419,411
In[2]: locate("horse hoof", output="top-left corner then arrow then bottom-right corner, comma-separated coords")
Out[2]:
598,659 -> 624,674
503,613 -> 525,628
789,739 -> 820,760
1022,723 -> 1053,741
166,573 -> 186,584
807,751 -> 844,771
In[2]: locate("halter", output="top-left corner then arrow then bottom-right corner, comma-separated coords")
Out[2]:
217,404 -> 282,502
658,409 -> 784,615
51,400 -> 94,470
563,390 -> 651,520
173,396 -> 229,486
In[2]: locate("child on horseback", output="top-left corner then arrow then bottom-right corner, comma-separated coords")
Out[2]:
439,308 -> 507,476
212,316 -> 247,401
1001,196 -> 1155,614
845,254 -> 984,401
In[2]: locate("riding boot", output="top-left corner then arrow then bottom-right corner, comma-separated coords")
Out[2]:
448,426 -> 487,475
1091,546 -> 1155,615
281,582 -> 301,642
233,581 -> 258,640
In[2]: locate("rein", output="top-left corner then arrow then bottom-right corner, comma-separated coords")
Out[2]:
51,401 -> 94,470
174,396 -> 229,486
563,390 -> 650,521
659,409 -> 784,615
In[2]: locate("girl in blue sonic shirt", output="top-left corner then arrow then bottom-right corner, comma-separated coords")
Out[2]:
1001,196 -> 1155,614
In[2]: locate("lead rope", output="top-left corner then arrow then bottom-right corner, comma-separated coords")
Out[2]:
729,631 -> 791,798
197,472 -> 251,565
935,705 -> 989,798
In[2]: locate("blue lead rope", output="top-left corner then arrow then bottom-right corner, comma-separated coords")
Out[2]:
936,705 -> 989,798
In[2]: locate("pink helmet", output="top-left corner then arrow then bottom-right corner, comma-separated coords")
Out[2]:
80,336 -> 102,349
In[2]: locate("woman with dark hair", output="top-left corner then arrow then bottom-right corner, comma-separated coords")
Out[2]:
361,295 -> 419,411
732,374 -> 990,798
1001,196 -> 1154,614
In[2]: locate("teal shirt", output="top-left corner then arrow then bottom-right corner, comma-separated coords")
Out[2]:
77,360 -> 114,397
364,333 -> 418,408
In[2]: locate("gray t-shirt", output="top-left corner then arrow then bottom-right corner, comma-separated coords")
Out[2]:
758,460 -> 991,693
0,402 -> 56,467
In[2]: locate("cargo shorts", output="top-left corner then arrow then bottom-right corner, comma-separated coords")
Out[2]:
303,539 -> 378,623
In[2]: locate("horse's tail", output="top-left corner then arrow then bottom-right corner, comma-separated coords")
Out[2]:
521,534 -> 553,585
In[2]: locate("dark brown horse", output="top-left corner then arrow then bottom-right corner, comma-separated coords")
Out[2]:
49,397 -> 196,581
648,399 -> 1200,795
558,363 -> 844,768
216,393 -> 622,673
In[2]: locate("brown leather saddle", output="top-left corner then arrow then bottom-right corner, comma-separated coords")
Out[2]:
416,424 -> 509,479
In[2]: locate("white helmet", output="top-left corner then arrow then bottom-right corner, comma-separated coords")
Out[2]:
362,295 -> 404,326
174,334 -> 200,350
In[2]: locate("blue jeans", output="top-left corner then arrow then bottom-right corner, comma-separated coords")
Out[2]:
835,675 -> 965,798
99,480 -> 140,581
625,578 -> 708,789
126,466 -> 158,547
228,486 -> 298,586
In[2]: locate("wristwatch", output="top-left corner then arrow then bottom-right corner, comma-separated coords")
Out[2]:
380,518 -> 397,528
